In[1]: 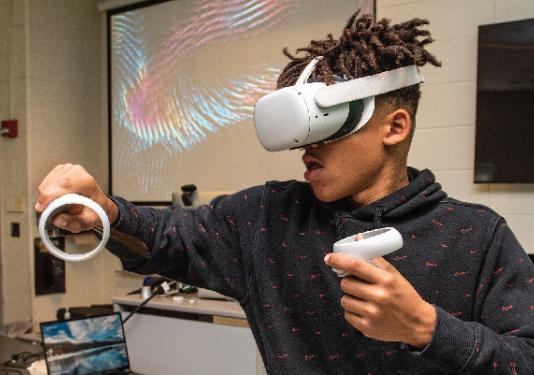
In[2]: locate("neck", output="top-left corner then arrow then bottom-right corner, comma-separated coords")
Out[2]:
350,162 -> 409,207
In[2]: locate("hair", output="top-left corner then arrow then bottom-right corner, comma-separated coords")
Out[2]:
277,11 -> 441,141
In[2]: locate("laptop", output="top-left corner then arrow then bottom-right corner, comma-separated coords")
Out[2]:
40,313 -> 135,375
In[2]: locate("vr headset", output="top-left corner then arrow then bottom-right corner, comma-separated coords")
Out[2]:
254,56 -> 424,151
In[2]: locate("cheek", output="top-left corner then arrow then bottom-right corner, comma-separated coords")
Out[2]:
312,160 -> 361,201
311,135 -> 382,201
335,144 -> 374,178
328,145 -> 381,194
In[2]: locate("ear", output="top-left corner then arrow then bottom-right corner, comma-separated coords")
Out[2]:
382,109 -> 412,146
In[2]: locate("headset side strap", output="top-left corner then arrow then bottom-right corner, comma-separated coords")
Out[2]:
315,65 -> 424,107
295,56 -> 324,86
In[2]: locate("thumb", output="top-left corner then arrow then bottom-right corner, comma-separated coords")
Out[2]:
51,208 -> 100,233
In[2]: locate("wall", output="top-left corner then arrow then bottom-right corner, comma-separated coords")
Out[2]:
377,0 -> 534,253
26,0 -> 141,324
0,0 -> 141,325
0,0 -> 9,326
0,0 -> 33,325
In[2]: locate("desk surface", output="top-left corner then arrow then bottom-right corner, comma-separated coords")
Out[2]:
0,335 -> 42,364
113,293 -> 246,319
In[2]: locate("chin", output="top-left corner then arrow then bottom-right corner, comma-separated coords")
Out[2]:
310,184 -> 343,202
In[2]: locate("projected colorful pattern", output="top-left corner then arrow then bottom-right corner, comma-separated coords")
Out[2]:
111,0 -> 374,200
112,0 -> 294,153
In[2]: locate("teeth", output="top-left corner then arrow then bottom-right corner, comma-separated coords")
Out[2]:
308,162 -> 321,171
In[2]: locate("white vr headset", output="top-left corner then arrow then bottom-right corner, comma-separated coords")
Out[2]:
254,56 -> 424,151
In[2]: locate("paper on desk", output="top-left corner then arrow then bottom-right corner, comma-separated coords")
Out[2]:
28,359 -> 47,375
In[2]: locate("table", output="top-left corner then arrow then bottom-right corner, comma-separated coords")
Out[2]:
113,293 -> 266,375
0,335 -> 42,374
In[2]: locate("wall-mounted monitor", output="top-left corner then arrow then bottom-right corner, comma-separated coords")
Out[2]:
474,18 -> 534,183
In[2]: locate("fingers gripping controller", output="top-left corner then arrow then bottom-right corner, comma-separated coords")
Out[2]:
38,194 -> 110,262
332,227 -> 403,277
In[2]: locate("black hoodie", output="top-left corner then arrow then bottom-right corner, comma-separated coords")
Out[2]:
107,168 -> 534,374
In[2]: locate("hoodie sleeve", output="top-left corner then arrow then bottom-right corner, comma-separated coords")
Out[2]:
419,218 -> 534,374
104,187 -> 264,302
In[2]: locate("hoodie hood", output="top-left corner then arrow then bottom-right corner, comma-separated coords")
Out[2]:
320,167 -> 447,225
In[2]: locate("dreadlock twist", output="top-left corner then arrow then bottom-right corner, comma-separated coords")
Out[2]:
277,11 -> 441,136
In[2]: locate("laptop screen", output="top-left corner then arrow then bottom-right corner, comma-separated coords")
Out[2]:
40,313 -> 130,375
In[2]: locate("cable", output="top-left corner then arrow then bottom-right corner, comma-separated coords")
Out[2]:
122,280 -> 177,324
2,351 -> 44,370
11,351 -> 43,364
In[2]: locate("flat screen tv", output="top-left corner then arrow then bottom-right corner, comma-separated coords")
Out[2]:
474,18 -> 534,183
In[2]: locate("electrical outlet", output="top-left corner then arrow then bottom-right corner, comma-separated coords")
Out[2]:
11,222 -> 20,237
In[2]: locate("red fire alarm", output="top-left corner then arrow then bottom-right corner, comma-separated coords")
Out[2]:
1,120 -> 18,138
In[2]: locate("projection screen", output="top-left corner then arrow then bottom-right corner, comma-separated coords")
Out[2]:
109,0 -> 374,203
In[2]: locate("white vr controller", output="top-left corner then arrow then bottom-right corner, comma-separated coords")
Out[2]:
332,227 -> 403,277
38,194 -> 110,262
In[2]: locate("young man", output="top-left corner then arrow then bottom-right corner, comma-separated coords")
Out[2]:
36,12 -> 534,374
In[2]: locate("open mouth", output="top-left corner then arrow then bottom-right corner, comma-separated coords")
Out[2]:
305,161 -> 322,171
303,154 -> 324,181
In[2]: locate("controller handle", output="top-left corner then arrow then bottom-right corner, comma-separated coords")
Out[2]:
332,227 -> 403,277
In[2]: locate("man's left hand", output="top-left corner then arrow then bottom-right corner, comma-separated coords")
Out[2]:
324,252 -> 437,348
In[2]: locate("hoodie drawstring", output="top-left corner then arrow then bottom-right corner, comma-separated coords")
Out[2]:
374,206 -> 384,229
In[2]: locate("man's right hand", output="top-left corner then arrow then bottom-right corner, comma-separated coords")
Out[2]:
35,164 -> 119,233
